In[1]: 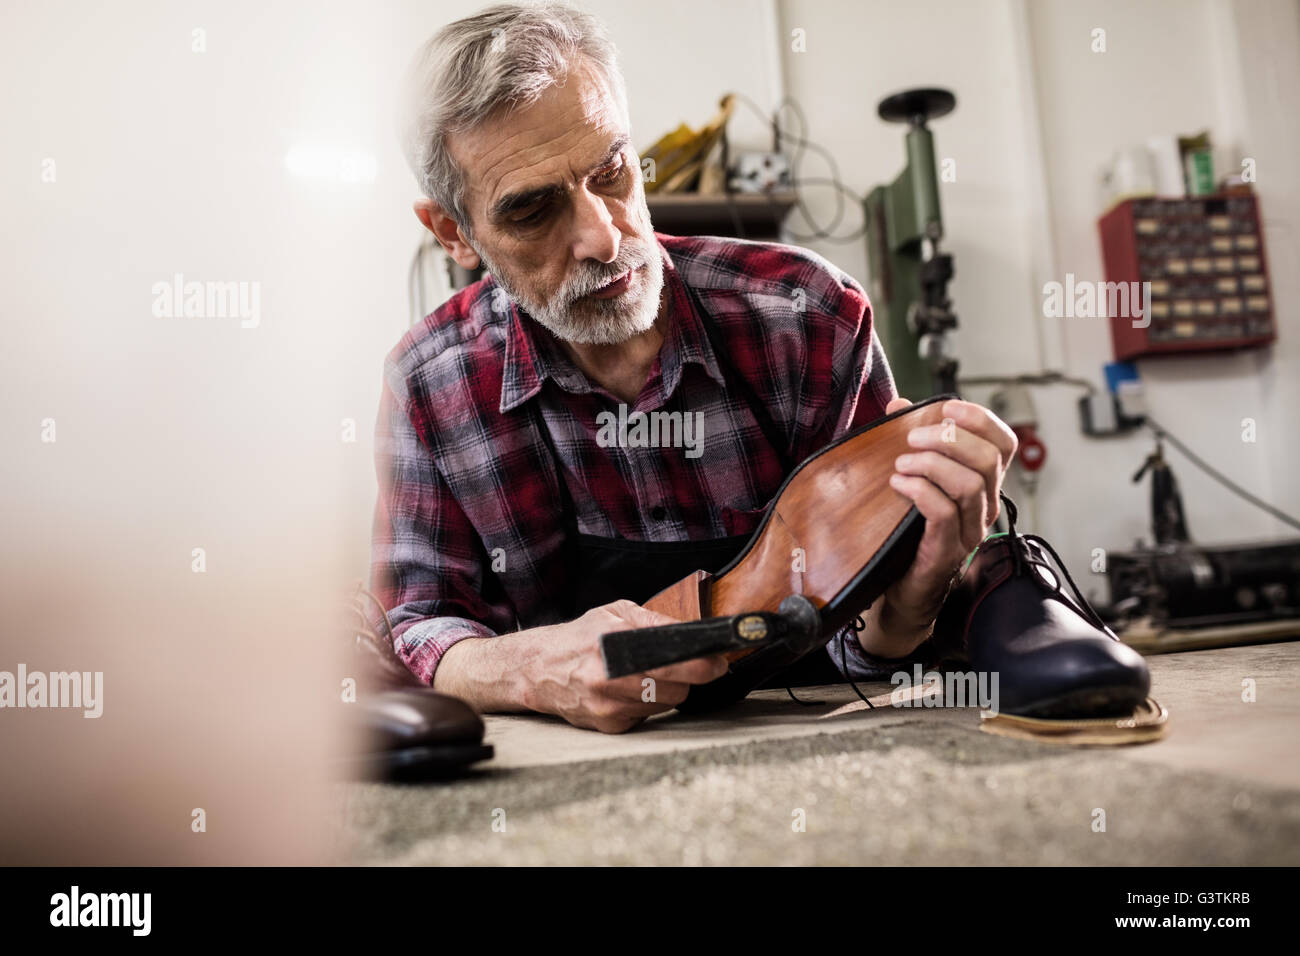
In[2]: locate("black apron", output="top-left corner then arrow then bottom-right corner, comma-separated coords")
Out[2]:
527,281 -> 842,687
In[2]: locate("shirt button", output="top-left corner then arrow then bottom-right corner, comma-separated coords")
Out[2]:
650,505 -> 667,521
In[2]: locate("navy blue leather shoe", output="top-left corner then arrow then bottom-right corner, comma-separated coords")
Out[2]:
930,494 -> 1150,718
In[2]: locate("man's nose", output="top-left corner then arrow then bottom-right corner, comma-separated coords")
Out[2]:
568,186 -> 620,264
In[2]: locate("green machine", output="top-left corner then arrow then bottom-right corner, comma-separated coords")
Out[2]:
865,88 -> 960,400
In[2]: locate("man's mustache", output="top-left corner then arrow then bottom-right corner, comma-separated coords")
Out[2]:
564,249 -> 646,304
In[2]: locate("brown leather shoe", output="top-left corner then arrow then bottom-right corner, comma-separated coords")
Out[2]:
352,689 -> 493,781
643,395 -> 954,712
344,587 -> 494,779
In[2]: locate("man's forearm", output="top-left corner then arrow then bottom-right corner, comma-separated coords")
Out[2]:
431,632 -> 536,713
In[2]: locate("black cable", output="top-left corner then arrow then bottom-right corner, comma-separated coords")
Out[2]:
784,684 -> 816,706
407,238 -> 429,326
764,96 -> 854,238
841,617 -> 876,709
769,96 -> 850,238
1144,417 -> 1300,532
717,126 -> 748,239
773,98 -> 807,180
958,370 -> 1097,395
729,91 -> 868,243
407,241 -> 419,325
417,239 -> 427,317
784,178 -> 870,243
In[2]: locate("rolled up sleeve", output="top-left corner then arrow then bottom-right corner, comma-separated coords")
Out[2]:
368,374 -> 507,685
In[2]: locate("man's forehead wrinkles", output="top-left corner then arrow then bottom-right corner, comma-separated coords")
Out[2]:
480,147 -> 577,218
461,119 -> 557,190
485,130 -> 626,220
467,118 -> 579,210
452,63 -> 628,225
483,122 -> 579,184
505,135 -> 622,195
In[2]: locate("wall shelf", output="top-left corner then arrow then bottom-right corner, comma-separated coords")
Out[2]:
646,191 -> 797,240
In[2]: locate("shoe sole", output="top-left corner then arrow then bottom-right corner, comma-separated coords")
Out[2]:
981,696 -> 1169,745
347,743 -> 495,782
1007,685 -> 1149,719
647,394 -> 956,712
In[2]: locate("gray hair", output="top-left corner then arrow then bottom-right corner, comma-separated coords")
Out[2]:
400,2 -> 629,236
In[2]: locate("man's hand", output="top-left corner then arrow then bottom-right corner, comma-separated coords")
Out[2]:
519,600 -> 729,734
858,397 -> 1018,658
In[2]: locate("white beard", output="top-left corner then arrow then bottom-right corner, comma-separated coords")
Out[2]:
474,237 -> 665,346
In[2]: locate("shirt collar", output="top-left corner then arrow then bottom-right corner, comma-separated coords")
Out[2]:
499,235 -> 726,413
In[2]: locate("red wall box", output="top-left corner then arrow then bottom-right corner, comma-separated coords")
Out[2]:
1097,193 -> 1275,360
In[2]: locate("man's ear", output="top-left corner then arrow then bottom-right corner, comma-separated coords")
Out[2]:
413,198 -> 481,270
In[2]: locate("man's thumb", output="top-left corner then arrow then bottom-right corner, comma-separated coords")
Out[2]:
608,599 -> 680,628
886,396 -> 913,414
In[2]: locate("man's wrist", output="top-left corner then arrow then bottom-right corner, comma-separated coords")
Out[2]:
856,595 -> 936,660
432,633 -> 531,713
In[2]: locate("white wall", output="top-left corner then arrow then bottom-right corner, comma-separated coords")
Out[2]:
1224,0 -> 1300,536
1024,0 -> 1300,579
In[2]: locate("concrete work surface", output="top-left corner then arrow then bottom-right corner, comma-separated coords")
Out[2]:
338,642 -> 1300,865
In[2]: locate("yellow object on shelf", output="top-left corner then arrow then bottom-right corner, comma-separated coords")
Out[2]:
640,94 -> 736,194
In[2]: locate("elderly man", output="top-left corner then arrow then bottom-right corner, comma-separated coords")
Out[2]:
371,1 -> 1019,733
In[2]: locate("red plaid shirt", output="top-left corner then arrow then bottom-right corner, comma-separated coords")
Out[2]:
369,232 -> 898,685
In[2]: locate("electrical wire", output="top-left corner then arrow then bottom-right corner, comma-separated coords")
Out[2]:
728,91 -> 869,244
717,127 -> 748,240
407,238 -> 427,326
842,615 -> 878,709
1144,417 -> 1300,532
957,370 -> 1097,394
766,96 -> 857,239
953,375 -> 1298,534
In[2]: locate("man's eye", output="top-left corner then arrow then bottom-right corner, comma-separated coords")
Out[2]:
511,206 -> 548,226
593,161 -> 624,186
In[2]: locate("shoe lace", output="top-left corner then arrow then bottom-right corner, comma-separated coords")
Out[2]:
998,491 -> 1114,638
